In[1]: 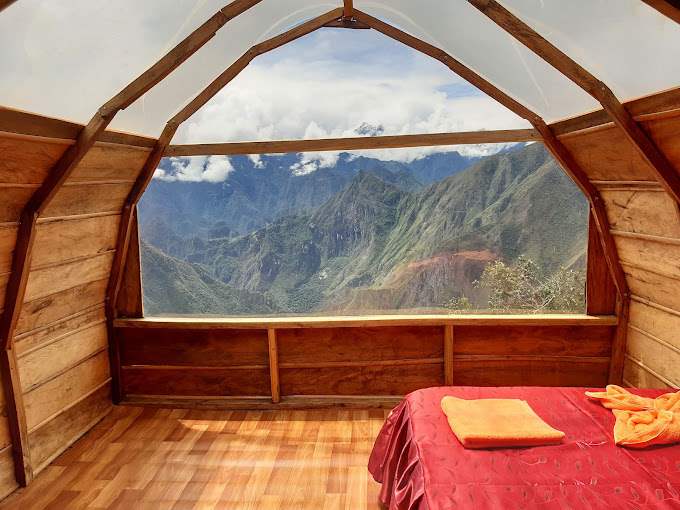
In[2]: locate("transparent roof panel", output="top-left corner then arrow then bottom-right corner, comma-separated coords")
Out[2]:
1,0 -> 677,135
112,1 -> 337,135
354,0 -> 600,122
500,0 -> 680,102
0,0 -> 235,125
174,28 -> 531,145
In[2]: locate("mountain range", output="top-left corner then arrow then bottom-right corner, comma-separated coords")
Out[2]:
139,143 -> 588,316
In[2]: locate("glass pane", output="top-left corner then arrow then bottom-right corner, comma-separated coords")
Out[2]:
354,0 -> 600,122
173,27 -> 531,145
139,142 -> 588,317
501,0 -> 680,102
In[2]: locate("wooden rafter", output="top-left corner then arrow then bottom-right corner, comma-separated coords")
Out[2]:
165,129 -> 542,157
467,0 -> 680,208
641,0 -> 680,24
0,0 -> 17,13
0,0 -> 262,487
106,8 -> 345,404
534,121 -> 630,384
353,10 -> 537,123
343,0 -> 354,21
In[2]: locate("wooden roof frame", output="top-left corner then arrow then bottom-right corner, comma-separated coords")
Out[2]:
7,0 -> 672,485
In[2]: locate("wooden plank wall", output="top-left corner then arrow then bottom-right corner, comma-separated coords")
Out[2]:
558,97 -> 680,389
0,110 -> 154,490
114,320 -> 615,407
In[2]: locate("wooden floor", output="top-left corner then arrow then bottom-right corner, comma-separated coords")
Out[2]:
0,406 -> 391,509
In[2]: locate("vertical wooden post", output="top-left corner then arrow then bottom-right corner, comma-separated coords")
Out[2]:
0,348 -> 31,485
268,329 -> 280,404
444,325 -> 454,386
586,209 -> 617,315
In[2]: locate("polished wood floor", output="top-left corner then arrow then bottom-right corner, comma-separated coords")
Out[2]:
0,406 -> 391,509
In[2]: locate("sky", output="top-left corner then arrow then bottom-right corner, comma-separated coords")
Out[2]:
8,1 -> 677,182
159,27 -> 530,181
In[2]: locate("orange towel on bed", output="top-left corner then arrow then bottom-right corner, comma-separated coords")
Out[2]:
441,396 -> 565,449
586,385 -> 680,448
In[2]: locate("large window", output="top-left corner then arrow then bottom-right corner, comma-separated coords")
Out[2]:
138,142 -> 588,316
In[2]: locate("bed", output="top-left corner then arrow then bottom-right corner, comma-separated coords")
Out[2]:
368,386 -> 680,509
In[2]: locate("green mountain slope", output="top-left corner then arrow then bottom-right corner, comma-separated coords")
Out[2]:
141,240 -> 281,316
141,143 -> 588,315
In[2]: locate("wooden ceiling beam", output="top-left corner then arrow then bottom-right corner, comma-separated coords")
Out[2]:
343,0 -> 354,21
170,8 -> 343,126
102,0 -> 263,112
467,0 -> 680,208
165,129 -> 541,157
0,0 -> 262,486
641,0 -> 680,25
106,8 -> 345,404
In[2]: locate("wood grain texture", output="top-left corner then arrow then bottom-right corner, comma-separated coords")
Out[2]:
115,209 -> 143,318
41,183 -> 132,219
122,367 -> 271,397
629,298 -> 680,351
268,329 -> 280,404
0,134 -> 70,184
277,326 -> 444,364
1,405 -> 389,509
23,350 -> 110,432
18,322 -> 108,391
31,214 -> 120,268
561,126 -> 656,181
0,107 -> 156,148
0,228 -> 17,275
15,279 -> 107,337
13,305 -> 105,358
119,328 -> 268,367
602,189 -> 680,237
27,382 -> 112,476
0,447 -> 18,503
587,211 -> 617,314
625,265 -> 680,314
114,314 -> 618,329
626,326 -> 680,387
23,251 -> 114,302
280,363 -> 444,396
66,145 -> 149,183
615,234 -> 680,278
451,325 -> 613,357
623,357 -> 673,389
451,356 -> 609,387
0,188 -> 35,223
166,130 -> 542,157
641,0 -> 680,25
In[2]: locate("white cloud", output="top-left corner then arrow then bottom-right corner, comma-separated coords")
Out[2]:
248,154 -> 265,169
154,155 -> 234,183
173,29 -> 532,167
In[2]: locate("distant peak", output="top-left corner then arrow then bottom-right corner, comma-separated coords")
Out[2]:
354,122 -> 384,137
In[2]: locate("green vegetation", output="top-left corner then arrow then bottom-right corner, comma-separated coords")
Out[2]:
141,143 -> 588,316
474,256 -> 586,313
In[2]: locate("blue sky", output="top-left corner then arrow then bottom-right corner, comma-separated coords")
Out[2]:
170,26 -> 529,176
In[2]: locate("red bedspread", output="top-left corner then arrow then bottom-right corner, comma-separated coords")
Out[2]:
368,386 -> 680,509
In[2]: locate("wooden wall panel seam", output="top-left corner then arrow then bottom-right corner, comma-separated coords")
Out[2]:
631,295 -> 680,317
36,211 -> 121,225
26,378 -> 111,436
15,319 -> 107,360
21,346 -> 108,394
624,354 -> 679,389
13,304 -> 105,342
612,230 -> 680,246
621,260 -> 680,281
24,277 -> 109,305
29,250 -> 115,272
628,323 -> 680,357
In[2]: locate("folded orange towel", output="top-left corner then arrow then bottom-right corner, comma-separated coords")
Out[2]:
441,396 -> 565,449
586,385 -> 680,448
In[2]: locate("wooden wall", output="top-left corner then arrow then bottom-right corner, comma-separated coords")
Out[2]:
0,108 -> 155,492
558,91 -> 680,390
113,316 -> 616,408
